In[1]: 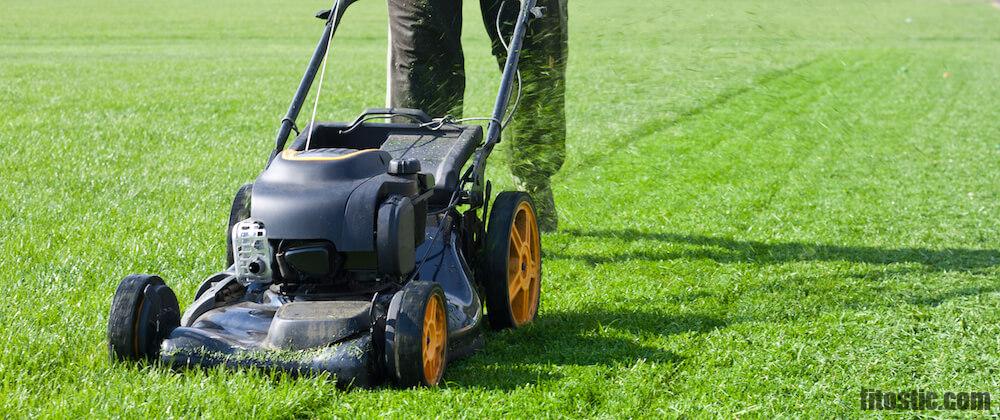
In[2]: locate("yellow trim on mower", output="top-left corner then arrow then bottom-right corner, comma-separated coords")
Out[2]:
281,148 -> 379,161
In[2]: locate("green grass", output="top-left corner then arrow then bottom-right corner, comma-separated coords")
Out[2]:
2,0 -> 1000,416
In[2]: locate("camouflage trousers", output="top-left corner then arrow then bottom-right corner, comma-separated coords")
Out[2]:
387,0 -> 568,193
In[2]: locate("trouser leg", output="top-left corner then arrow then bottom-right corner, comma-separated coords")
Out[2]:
482,0 -> 568,230
387,0 -> 465,118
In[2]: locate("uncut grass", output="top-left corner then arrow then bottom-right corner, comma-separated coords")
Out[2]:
2,0 -> 1000,417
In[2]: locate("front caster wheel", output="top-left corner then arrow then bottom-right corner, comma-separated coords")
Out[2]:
384,281 -> 448,387
484,191 -> 542,330
107,274 -> 180,362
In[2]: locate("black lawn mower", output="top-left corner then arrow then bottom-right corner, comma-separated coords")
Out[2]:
107,0 -> 544,387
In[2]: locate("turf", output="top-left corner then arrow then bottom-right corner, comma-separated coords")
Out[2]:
2,0 -> 1000,417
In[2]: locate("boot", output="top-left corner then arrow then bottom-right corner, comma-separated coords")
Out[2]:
516,180 -> 558,233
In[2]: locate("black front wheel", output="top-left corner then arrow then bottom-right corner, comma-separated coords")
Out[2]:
107,274 -> 180,362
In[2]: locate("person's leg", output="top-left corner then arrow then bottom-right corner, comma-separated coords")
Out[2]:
481,0 -> 568,232
387,0 -> 465,118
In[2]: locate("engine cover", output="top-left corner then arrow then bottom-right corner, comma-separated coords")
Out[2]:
251,147 -> 428,274
251,148 -> 390,251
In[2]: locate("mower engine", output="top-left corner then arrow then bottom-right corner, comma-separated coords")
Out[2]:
246,147 -> 434,292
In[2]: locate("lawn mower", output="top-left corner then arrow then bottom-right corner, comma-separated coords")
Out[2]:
107,0 -> 543,387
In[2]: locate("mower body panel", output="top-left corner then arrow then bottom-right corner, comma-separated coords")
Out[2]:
410,217 -> 484,359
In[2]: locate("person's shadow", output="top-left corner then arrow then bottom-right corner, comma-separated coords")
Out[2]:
553,228 -> 1000,273
551,228 -> 1000,307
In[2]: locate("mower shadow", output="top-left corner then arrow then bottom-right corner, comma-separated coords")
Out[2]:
446,307 -> 725,390
554,228 -> 1000,273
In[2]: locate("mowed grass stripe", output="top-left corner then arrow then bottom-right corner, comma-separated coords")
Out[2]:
561,57 -> 822,177
552,52 -> 878,251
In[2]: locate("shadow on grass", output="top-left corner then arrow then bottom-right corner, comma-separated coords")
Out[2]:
447,307 -> 725,390
554,228 -> 1000,273
909,284 -> 1000,307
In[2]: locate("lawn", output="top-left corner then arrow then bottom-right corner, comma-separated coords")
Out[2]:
2,0 -> 1000,417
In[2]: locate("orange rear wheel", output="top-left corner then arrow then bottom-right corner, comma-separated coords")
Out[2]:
484,192 -> 542,330
506,201 -> 541,326
421,294 -> 447,385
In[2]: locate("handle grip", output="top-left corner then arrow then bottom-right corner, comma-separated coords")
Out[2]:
351,108 -> 433,125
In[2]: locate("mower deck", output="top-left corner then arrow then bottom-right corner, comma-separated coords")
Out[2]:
161,299 -> 379,385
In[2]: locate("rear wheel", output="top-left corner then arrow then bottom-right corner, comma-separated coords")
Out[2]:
483,191 -> 541,330
385,281 -> 448,387
107,274 -> 180,362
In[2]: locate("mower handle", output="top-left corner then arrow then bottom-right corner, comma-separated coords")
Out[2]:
464,0 -> 537,207
314,0 -> 360,21
351,108 -> 433,124
335,108 -> 434,135
268,0 -> 354,165
267,0 -> 537,212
